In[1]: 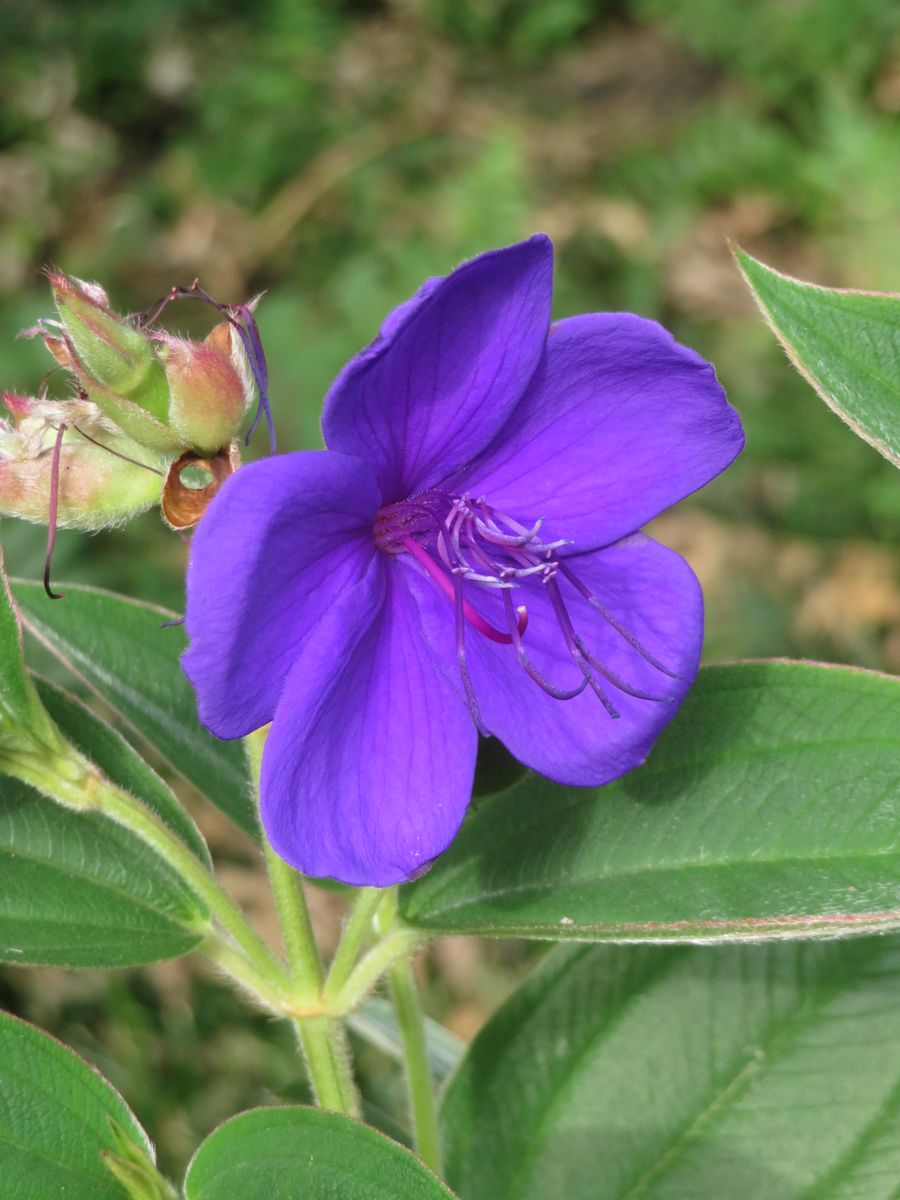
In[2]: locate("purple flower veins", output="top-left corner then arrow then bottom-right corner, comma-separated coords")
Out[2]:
183,236 -> 744,886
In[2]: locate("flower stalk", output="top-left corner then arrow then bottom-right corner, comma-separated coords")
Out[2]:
246,726 -> 361,1115
324,887 -> 384,999
389,954 -> 443,1176
327,923 -> 423,1017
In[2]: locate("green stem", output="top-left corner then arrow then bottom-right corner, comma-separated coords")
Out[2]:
390,955 -> 443,1175
330,924 -> 423,1016
92,775 -> 287,993
262,841 -> 325,997
11,744 -> 289,1000
294,1016 -> 360,1117
246,729 -> 324,999
245,727 -> 360,1115
199,931 -> 289,1010
324,888 -> 384,1001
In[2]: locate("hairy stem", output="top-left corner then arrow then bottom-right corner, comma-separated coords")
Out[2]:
262,840 -> 326,997
245,728 -> 324,994
92,775 -> 287,992
324,888 -> 384,1001
245,726 -> 360,1114
330,924 -> 423,1016
199,930 -> 289,1011
390,954 -> 443,1175
294,1016 -> 360,1117
10,741 -> 289,999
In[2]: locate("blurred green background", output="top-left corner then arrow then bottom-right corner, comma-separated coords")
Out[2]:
1,0 -> 899,1179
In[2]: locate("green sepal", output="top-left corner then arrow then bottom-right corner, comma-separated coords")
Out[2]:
51,272 -> 172,424
102,1121 -> 176,1200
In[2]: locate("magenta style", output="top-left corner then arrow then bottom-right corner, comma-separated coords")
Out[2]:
183,236 -> 745,886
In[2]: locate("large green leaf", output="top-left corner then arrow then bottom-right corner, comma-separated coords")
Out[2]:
442,937 -> 900,1200
0,774 -> 208,966
184,1106 -> 457,1199
735,248 -> 900,465
400,662 -> 900,941
10,579 -> 256,838
0,1009 -> 155,1198
35,675 -> 212,867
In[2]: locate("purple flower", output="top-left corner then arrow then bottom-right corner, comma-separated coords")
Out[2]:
183,236 -> 744,886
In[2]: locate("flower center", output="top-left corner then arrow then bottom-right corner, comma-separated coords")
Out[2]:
374,490 -> 678,733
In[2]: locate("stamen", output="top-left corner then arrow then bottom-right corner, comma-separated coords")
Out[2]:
384,492 -> 679,719
44,422 -> 66,600
473,513 -> 543,548
558,560 -> 681,680
454,573 -> 489,735
502,589 -> 588,701
401,534 -> 516,644
543,572 -> 620,718
574,636 -> 672,702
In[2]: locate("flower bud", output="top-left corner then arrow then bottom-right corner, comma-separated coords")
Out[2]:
157,322 -> 253,456
48,272 -> 172,423
0,394 -> 163,531
25,273 -> 262,460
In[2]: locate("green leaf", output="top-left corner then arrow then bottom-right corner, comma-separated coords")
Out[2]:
734,247 -> 900,465
0,547 -> 35,726
0,774 -> 207,966
442,937 -> 900,1200
10,579 -> 256,838
34,675 -> 212,867
400,661 -> 900,941
0,1009 -> 156,1199
183,1106 -> 457,1199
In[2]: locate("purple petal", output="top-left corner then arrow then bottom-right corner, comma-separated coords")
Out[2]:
411,533 -> 702,786
453,313 -> 744,552
260,563 -> 477,886
322,236 -> 553,502
183,450 -> 380,739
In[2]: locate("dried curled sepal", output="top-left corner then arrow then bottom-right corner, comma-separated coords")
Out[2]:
161,441 -> 240,530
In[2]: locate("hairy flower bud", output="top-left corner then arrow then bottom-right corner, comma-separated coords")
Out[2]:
24,273 -> 260,460
0,394 -> 163,530
157,323 -> 253,456
47,272 -> 174,428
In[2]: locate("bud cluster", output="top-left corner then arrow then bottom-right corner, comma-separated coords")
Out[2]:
2,271 -> 265,541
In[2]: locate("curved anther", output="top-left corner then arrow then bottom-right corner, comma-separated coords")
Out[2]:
543,574 -> 620,718
454,573 -> 489,735
502,590 -> 588,701
558,560 -> 681,680
574,636 -> 672,702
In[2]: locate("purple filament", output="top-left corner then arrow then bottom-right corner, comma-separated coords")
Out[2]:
43,423 -> 66,599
